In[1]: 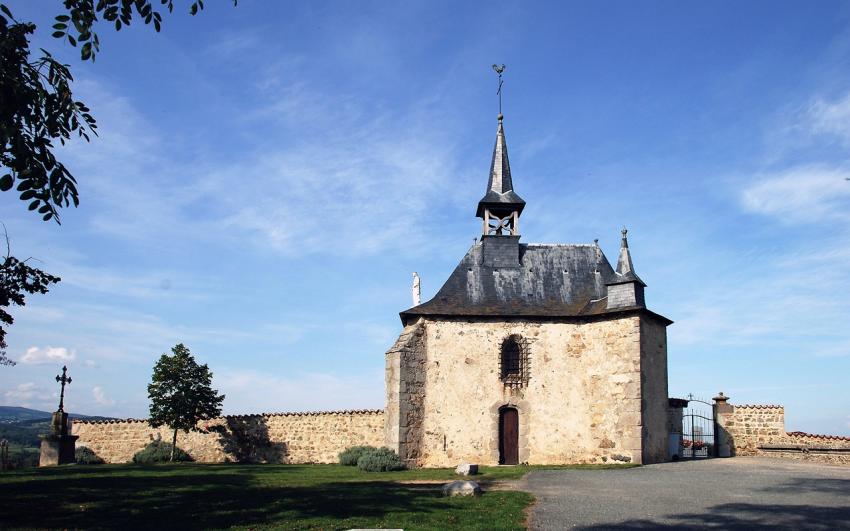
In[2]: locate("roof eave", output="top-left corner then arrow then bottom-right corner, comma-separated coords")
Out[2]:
400,306 -> 673,327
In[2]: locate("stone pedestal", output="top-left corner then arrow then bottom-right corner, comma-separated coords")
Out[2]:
39,434 -> 79,466
39,411 -> 78,466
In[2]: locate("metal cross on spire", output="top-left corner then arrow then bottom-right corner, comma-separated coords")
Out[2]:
492,64 -> 506,117
55,365 -> 72,412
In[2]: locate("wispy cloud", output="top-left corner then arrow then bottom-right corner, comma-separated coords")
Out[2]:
3,382 -> 52,404
668,227 -> 850,353
55,261 -> 215,301
91,385 -> 115,406
806,93 -> 850,146
216,368 -> 384,414
203,29 -> 263,59
60,77 -> 468,259
810,340 -> 850,358
20,346 -> 76,365
740,165 -> 850,224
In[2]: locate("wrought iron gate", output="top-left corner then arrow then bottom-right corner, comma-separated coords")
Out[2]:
681,394 -> 715,458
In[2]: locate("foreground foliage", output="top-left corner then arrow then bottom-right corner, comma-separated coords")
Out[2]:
0,0 -> 235,362
356,447 -> 406,472
131,440 -> 191,463
0,463 -> 548,530
338,445 -> 377,466
0,238 -> 61,365
74,446 -> 104,465
1,0 -> 237,221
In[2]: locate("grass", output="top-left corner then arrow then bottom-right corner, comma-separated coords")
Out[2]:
0,462 -> 635,530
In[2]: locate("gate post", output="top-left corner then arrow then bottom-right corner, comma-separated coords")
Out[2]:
713,392 -> 733,458
666,398 -> 687,461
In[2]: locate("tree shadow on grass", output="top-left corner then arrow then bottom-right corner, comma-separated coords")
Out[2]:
0,470 -> 450,529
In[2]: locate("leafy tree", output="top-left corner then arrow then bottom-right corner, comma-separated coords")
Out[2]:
147,343 -> 224,461
0,226 -> 60,366
0,1 -> 233,359
1,0 -> 235,222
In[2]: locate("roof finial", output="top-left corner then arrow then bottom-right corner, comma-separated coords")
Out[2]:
492,64 -> 505,121
621,227 -> 629,248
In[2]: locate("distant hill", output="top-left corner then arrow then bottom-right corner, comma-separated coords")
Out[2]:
0,406 -> 117,456
0,406 -> 111,424
0,406 -> 51,423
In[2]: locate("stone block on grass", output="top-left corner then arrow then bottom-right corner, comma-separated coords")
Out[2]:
442,480 -> 481,497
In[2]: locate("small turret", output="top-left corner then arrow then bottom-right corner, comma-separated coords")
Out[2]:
606,228 -> 646,309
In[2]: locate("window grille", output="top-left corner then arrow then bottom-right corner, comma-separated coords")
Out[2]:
499,335 -> 530,388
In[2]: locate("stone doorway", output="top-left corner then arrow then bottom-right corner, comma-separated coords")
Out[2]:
499,407 -> 519,465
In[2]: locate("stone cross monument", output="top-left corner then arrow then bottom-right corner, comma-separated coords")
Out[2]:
39,365 -> 79,466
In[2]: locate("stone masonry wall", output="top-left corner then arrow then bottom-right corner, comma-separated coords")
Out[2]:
715,401 -> 850,465
771,432 -> 850,465
385,314 -> 669,468
718,405 -> 786,456
73,410 -> 385,464
384,320 -> 427,464
640,316 -> 670,464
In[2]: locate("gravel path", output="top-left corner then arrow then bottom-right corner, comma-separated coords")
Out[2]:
521,457 -> 850,530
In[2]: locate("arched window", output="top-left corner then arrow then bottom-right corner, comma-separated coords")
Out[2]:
500,335 -> 529,388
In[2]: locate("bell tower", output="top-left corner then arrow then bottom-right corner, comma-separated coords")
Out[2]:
475,114 -> 526,236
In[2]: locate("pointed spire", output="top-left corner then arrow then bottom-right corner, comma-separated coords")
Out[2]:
488,116 -> 513,195
615,227 -> 646,286
476,115 -> 526,219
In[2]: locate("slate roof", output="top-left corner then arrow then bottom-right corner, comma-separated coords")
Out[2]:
401,241 -> 671,324
612,229 -> 646,286
476,118 -> 526,217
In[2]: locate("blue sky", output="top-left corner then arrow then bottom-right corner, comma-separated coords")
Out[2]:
2,1 -> 849,435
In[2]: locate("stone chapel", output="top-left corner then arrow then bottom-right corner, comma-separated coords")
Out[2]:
384,113 -> 673,467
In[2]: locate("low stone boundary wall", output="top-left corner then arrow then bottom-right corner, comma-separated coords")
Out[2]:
713,395 -> 850,465
759,432 -> 850,465
73,410 -> 385,464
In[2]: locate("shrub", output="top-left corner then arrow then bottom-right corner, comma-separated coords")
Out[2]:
75,446 -> 104,464
338,445 -> 378,466
132,440 -> 192,463
356,447 -> 406,472
7,449 -> 39,469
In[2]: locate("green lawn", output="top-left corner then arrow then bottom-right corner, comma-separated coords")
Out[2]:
0,463 -> 632,530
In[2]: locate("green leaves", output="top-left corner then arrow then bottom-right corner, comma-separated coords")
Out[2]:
1,9 -> 97,224
0,245 -> 62,365
2,0 -> 234,223
49,0 -> 233,62
148,344 -> 225,436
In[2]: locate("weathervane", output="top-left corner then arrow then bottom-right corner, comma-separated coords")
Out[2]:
492,64 -> 506,117
55,365 -> 72,412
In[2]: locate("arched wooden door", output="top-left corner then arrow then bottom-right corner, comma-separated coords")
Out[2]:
499,407 -> 519,465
